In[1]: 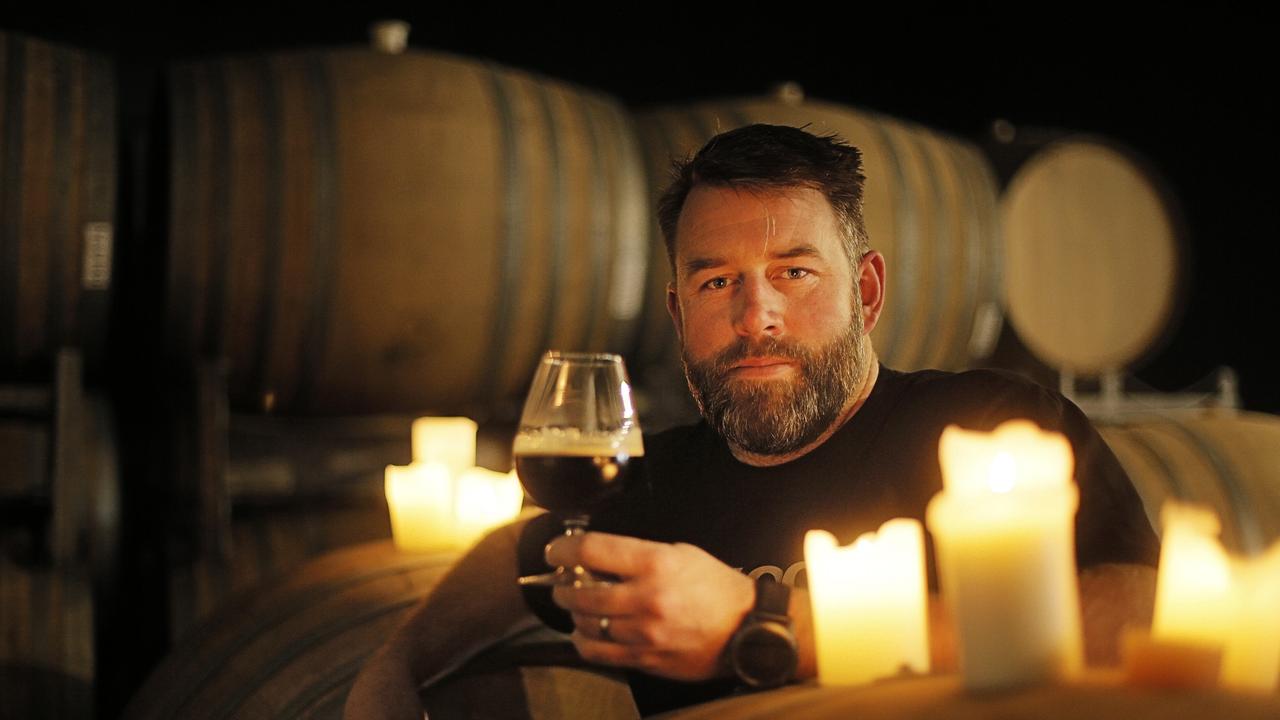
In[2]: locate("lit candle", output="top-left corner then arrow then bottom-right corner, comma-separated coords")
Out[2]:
1152,501 -> 1280,691
384,462 -> 456,552
453,468 -> 525,545
805,519 -> 929,685
1152,503 -> 1234,646
1221,545 -> 1280,691
411,417 -> 478,475
926,420 -> 1082,690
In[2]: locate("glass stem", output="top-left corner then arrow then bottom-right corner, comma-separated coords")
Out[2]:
563,516 -> 599,586
564,516 -> 589,537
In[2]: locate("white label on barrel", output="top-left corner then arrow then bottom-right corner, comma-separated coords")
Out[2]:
969,302 -> 1004,359
82,222 -> 113,290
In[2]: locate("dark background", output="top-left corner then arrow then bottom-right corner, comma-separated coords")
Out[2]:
4,5 -> 1277,412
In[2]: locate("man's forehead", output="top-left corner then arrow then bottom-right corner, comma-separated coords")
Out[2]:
674,185 -> 837,258
680,185 -> 824,221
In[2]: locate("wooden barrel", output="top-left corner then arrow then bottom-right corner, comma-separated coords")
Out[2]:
165,48 -> 649,416
1000,139 -> 1183,377
0,379 -> 118,719
633,92 -> 1003,376
421,647 -> 638,720
136,537 -> 644,720
0,560 -> 95,719
1098,410 -> 1280,555
127,541 -> 456,720
0,31 -> 117,382
167,504 -> 393,643
658,673 -> 1280,719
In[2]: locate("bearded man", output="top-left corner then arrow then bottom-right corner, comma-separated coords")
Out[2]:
345,124 -> 1160,719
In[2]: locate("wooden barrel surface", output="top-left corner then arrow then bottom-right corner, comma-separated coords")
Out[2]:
1098,410 -> 1280,555
166,48 -> 649,416
0,31 -> 117,382
0,560 -> 94,719
167,504 -> 392,643
656,673 -> 1280,719
633,95 -> 1003,376
1001,139 -> 1182,376
127,540 -> 457,720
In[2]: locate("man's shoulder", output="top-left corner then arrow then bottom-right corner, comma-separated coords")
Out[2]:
887,365 -> 1056,399
882,365 -> 1071,429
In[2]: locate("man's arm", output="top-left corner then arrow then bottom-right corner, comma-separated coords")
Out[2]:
547,532 -> 945,681
547,532 -> 1157,683
344,518 -> 540,720
546,532 -> 756,680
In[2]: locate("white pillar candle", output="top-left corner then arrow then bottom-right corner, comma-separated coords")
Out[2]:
385,462 -> 457,552
1152,503 -> 1234,646
411,416 -> 478,475
1222,546 -> 1280,691
453,468 -> 525,545
805,519 -> 929,685
1153,502 -> 1280,691
926,420 -> 1082,690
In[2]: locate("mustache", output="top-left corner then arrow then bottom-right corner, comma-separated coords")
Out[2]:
705,336 -> 812,372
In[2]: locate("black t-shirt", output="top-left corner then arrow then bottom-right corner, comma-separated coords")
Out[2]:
515,365 -> 1160,714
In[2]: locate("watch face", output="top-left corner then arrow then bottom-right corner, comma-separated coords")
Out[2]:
732,620 -> 798,688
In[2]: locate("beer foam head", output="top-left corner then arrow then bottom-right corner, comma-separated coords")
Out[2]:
514,427 -> 644,457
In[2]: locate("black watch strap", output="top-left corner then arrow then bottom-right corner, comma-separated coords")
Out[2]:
752,575 -> 791,619
726,575 -> 798,689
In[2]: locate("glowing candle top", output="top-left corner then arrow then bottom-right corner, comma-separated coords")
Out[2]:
938,419 -> 1074,497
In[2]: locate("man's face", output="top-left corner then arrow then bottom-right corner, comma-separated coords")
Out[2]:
666,185 -> 869,456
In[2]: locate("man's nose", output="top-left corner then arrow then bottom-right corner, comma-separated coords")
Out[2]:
733,277 -> 785,338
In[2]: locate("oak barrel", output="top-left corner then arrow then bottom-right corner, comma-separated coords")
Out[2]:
633,93 -> 1003,375
134,538 -> 639,720
127,541 -> 456,719
656,673 -> 1280,719
1000,139 -> 1183,376
165,48 -> 649,416
0,31 -> 117,382
0,560 -> 94,719
1098,410 -> 1280,555
167,504 -> 392,643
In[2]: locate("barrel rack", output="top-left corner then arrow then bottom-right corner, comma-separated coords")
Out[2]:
0,348 -> 120,718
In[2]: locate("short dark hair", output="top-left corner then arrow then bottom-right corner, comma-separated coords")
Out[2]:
656,124 -> 870,272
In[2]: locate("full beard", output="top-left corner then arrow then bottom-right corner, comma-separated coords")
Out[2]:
681,318 -> 867,457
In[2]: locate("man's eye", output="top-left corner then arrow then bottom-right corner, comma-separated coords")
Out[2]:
783,268 -> 810,280
702,277 -> 730,291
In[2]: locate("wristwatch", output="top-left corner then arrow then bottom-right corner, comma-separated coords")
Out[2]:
726,575 -> 798,689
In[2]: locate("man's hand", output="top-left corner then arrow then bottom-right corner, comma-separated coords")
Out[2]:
546,531 -> 755,682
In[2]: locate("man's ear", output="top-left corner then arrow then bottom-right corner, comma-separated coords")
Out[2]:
857,250 -> 886,336
666,282 -> 684,343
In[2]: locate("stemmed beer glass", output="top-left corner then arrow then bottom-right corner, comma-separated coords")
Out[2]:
514,352 -> 643,587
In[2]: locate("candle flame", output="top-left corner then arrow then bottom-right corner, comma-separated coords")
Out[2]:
989,452 -> 1016,494
938,420 -> 1073,496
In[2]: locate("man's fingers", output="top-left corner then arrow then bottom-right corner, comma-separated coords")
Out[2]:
551,575 -> 646,613
570,612 -> 642,646
545,531 -> 670,578
571,631 -> 662,673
